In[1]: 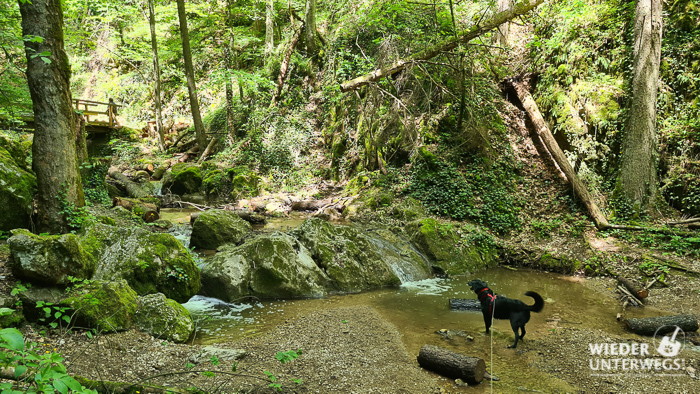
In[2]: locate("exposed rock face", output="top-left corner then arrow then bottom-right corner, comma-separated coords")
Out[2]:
8,229 -> 96,285
190,209 -> 252,250
0,146 -> 36,232
162,163 -> 202,195
199,218 -> 434,301
200,232 -> 330,301
61,280 -> 138,332
290,218 -> 429,291
407,218 -> 496,275
134,293 -> 194,343
83,223 -> 200,303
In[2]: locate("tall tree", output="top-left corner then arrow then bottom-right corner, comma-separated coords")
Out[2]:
148,0 -> 166,151
225,0 -> 236,143
614,0 -> 662,215
176,0 -> 207,151
265,0 -> 274,57
18,0 -> 85,233
304,0 -> 317,56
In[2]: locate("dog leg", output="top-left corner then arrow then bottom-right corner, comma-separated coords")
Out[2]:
507,322 -> 520,348
483,315 -> 492,333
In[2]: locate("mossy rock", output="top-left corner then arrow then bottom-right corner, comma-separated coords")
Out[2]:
134,293 -> 194,343
8,229 -> 96,285
61,280 -> 138,332
230,170 -> 265,198
391,197 -> 426,221
200,232 -> 330,301
407,218 -> 496,275
0,309 -> 25,328
202,169 -> 229,196
0,147 -> 36,232
0,134 -> 32,171
190,209 -> 252,250
290,218 -> 425,291
81,223 -> 200,303
17,286 -> 65,323
162,163 -> 202,195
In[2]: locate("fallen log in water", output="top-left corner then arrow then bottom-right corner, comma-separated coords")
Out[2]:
449,298 -> 482,312
417,344 -> 485,384
624,314 -> 699,336
190,209 -> 267,225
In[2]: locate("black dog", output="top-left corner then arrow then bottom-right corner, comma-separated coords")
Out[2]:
468,279 -> 544,348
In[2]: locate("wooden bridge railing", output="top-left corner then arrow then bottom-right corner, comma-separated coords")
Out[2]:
73,98 -> 122,128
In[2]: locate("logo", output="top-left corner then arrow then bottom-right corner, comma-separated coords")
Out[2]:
588,325 -> 686,377
654,326 -> 684,357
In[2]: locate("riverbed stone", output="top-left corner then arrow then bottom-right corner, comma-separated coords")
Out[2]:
81,223 -> 200,303
162,163 -> 202,195
0,146 -> 36,232
134,293 -> 194,343
289,218 -> 406,291
8,229 -> 96,285
190,209 -> 252,250
200,232 -> 330,301
407,218 -> 496,275
189,346 -> 246,365
60,280 -> 138,332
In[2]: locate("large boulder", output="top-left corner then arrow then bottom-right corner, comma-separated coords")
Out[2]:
0,146 -> 36,231
290,218 -> 421,292
81,223 -> 200,303
162,163 -> 202,195
200,232 -> 330,301
8,229 -> 96,285
190,209 -> 252,250
406,218 -> 496,275
134,293 -> 194,343
60,280 -> 138,332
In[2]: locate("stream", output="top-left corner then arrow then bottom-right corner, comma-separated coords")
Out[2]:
164,209 -> 670,391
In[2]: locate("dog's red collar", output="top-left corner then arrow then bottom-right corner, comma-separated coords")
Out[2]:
477,288 -> 496,303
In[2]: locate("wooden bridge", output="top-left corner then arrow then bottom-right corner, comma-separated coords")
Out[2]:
74,98 -> 122,134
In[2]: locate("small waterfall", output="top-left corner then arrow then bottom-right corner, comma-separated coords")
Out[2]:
365,233 -> 431,283
151,180 -> 163,196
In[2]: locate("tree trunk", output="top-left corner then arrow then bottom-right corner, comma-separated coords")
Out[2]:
75,113 -> 88,165
176,0 -> 207,152
265,0 -> 274,57
493,0 -> 513,46
304,0 -> 317,56
225,0 -> 236,143
148,0 -> 166,151
270,24 -> 305,107
417,345 -> 485,384
614,0 -> 662,215
617,277 -> 648,300
340,0 -> 544,92
508,78 -> 610,230
19,0 -> 85,234
624,314 -> 698,336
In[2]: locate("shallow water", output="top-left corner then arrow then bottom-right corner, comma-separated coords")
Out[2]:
183,268 -> 668,391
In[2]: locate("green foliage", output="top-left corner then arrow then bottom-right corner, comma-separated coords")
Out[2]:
406,155 -> 521,234
35,301 -> 72,331
274,349 -> 302,364
57,186 -> 94,232
80,161 -> 110,206
0,310 -> 96,393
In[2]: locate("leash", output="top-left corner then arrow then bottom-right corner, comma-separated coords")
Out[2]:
490,299 -> 495,394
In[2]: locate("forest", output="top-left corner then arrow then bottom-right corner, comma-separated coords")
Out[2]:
0,0 -> 699,392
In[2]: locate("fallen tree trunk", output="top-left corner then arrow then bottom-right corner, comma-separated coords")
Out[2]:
291,199 -> 333,211
270,23 -> 305,107
340,0 -> 544,92
107,167 -> 150,199
507,78 -> 610,230
197,136 -> 218,164
449,298 -> 482,312
417,344 -> 485,384
666,217 -> 700,226
112,197 -> 160,223
617,277 -> 648,300
190,209 -> 267,225
624,314 -> 699,336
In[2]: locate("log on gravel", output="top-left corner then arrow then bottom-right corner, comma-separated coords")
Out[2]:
617,277 -> 648,300
624,314 -> 699,336
449,298 -> 482,312
417,344 -> 485,384
108,167 -> 150,199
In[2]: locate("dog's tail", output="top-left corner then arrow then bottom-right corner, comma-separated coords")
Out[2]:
524,291 -> 544,313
